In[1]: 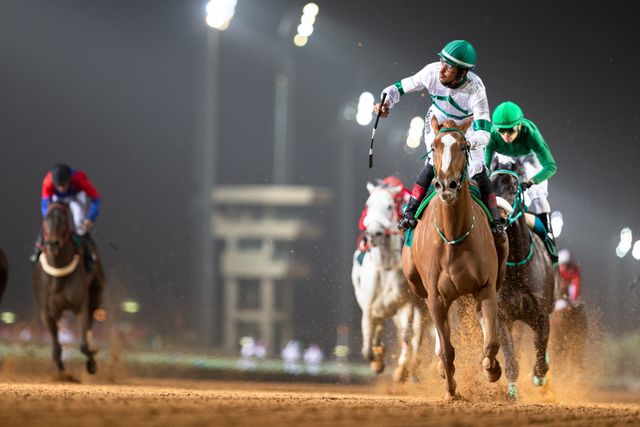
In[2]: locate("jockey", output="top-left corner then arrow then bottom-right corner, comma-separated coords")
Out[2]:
375,40 -> 504,236
556,249 -> 582,308
486,101 -> 558,262
358,175 -> 411,231
30,164 -> 101,265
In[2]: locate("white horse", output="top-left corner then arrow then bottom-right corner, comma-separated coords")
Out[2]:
352,181 -> 428,382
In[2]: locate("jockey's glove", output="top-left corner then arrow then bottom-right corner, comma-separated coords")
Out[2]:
520,179 -> 534,190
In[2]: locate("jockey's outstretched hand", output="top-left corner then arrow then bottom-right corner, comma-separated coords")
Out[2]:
373,102 -> 390,118
82,219 -> 94,233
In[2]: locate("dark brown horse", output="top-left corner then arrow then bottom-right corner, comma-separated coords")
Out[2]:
402,118 -> 508,400
490,163 -> 556,399
34,203 -> 104,378
0,248 -> 7,303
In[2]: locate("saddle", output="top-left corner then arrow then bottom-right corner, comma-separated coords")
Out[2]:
404,184 -> 493,247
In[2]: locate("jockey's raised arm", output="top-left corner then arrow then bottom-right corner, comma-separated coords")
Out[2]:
376,40 -> 505,236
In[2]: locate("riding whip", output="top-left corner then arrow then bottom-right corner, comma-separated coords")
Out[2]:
368,92 -> 387,169
94,230 -> 120,252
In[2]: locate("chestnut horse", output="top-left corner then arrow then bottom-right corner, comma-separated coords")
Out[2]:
33,203 -> 104,379
490,163 -> 555,399
402,118 -> 508,399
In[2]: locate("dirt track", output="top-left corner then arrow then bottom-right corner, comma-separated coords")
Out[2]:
0,378 -> 637,426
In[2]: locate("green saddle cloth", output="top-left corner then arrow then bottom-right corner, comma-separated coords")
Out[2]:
404,185 -> 493,247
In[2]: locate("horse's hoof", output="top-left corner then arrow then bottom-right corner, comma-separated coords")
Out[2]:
532,374 -> 547,387
392,366 -> 408,383
370,360 -> 385,374
445,391 -> 460,401
508,382 -> 518,400
483,358 -> 502,382
87,360 -> 97,375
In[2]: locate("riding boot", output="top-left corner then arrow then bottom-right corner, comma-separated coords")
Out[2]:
398,197 -> 422,230
398,164 -> 435,231
474,170 -> 506,237
535,213 -> 559,264
29,231 -> 44,264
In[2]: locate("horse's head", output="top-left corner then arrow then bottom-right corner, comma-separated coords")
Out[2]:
363,182 -> 399,246
42,203 -> 73,256
431,117 -> 472,204
490,155 -> 526,225
490,156 -> 520,205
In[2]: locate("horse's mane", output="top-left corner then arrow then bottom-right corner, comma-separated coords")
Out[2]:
441,119 -> 458,129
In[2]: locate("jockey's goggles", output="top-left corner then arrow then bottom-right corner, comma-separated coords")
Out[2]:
497,127 -> 517,135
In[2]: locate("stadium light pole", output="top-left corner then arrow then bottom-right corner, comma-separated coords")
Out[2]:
194,0 -> 237,347
273,3 -> 319,184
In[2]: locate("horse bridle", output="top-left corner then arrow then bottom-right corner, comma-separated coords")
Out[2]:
365,189 -> 403,237
434,127 -> 471,189
433,127 -> 475,245
490,169 -> 534,267
489,169 -> 526,227
42,202 -> 73,254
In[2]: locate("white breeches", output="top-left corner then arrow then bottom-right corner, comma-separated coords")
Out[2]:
519,154 -> 550,214
52,192 -> 89,235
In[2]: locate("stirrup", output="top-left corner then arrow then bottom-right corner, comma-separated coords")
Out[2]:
491,219 -> 505,235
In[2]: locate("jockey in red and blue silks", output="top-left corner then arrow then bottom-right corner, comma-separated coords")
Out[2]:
30,164 -> 101,264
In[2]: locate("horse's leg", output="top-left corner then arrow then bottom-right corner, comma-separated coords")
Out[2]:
360,307 -> 374,362
392,305 -> 413,382
409,304 -> 426,380
42,313 -> 65,374
528,313 -> 550,386
78,296 -> 98,375
369,316 -> 386,374
402,246 -> 427,299
498,318 -> 519,399
476,285 -> 502,383
428,296 -> 457,399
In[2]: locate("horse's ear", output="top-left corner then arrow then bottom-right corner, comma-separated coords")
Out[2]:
430,115 -> 440,135
366,182 -> 376,193
459,118 -> 473,134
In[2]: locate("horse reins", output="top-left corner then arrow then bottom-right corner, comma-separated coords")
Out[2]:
433,127 -> 475,245
490,169 -> 534,266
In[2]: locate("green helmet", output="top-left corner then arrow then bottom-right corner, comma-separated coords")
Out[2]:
438,40 -> 476,69
492,101 -> 524,128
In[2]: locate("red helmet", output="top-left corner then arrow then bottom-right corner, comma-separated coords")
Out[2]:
382,175 -> 403,188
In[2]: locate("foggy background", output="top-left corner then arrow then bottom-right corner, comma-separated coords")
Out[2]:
1,0 -> 638,355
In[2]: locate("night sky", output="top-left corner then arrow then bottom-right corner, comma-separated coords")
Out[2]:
0,1 -> 638,351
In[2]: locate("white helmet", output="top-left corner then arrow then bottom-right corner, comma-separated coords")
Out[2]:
558,249 -> 571,265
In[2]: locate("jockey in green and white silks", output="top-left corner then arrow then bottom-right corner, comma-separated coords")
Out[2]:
486,101 -> 558,262
375,40 -> 504,235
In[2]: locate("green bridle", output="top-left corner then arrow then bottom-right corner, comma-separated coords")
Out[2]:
433,127 -> 474,245
490,168 -> 534,267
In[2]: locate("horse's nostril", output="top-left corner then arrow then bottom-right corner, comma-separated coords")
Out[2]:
449,181 -> 458,190
435,181 -> 442,190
